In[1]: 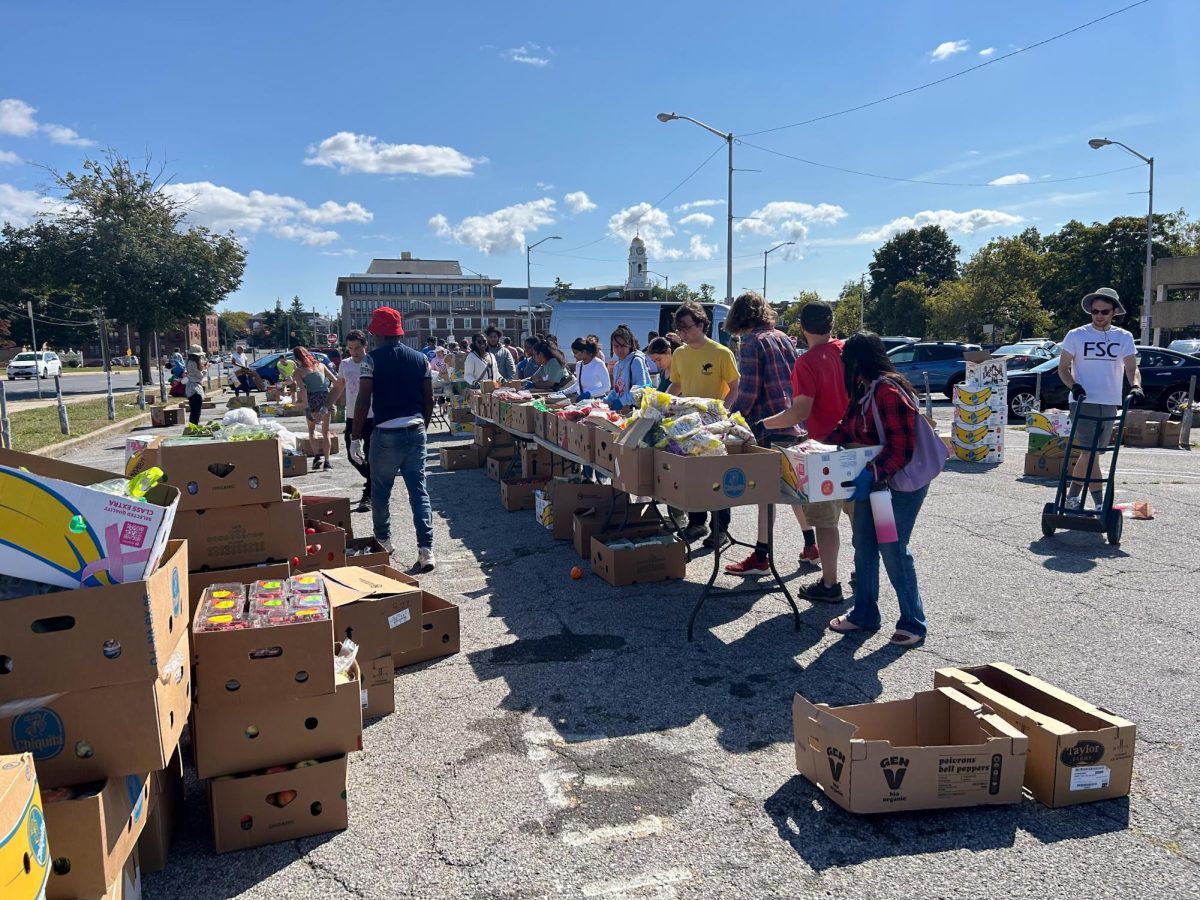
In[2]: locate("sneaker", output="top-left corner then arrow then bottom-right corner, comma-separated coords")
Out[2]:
355,491 -> 371,513
1063,496 -> 1082,512
702,531 -> 731,550
799,578 -> 845,603
323,459 -> 333,471
378,538 -> 395,555
416,548 -> 436,573
312,454 -> 323,467
800,544 -> 820,563
682,522 -> 710,542
724,553 -> 769,577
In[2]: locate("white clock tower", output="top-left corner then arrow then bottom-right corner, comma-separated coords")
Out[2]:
624,235 -> 651,300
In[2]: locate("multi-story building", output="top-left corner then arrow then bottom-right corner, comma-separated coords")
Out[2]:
335,253 -> 501,347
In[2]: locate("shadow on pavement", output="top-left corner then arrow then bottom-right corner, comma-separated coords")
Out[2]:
1026,536 -> 1129,573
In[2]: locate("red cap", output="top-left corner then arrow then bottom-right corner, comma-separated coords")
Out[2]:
368,307 -> 405,336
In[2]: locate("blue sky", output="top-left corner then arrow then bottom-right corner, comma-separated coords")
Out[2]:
1,0 -> 1197,317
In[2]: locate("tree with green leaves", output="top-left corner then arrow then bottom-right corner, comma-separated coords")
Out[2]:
777,290 -> 823,339
698,283 -> 716,302
832,280 -> 865,337
547,277 -> 574,303
868,280 -> 929,336
35,153 -> 246,382
286,295 -> 313,346
868,224 -> 960,300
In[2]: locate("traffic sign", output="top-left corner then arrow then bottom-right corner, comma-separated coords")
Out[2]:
326,334 -> 338,347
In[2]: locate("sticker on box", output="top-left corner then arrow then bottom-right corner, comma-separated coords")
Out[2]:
387,608 -> 412,629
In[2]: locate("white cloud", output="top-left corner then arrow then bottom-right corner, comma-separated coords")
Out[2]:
162,181 -> 373,245
304,132 -> 480,176
988,173 -> 1031,186
536,181 -> 555,191
319,248 -> 359,257
0,150 -> 20,164
735,201 -> 847,242
0,183 -> 64,226
429,198 -> 557,255
563,190 -> 596,214
856,208 -> 1023,243
930,40 -> 969,62
0,98 -> 94,146
504,43 -> 551,66
686,234 -> 718,260
607,202 -> 678,258
979,47 -> 996,57
674,198 -> 724,212
679,212 -> 715,228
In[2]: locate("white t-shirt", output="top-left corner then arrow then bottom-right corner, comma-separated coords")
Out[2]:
1061,324 -> 1136,406
232,351 -> 248,368
464,351 -> 497,386
577,357 -> 611,398
338,357 -> 373,418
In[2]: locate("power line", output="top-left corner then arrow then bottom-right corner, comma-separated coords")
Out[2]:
741,0 -> 1153,138
738,139 -> 1145,187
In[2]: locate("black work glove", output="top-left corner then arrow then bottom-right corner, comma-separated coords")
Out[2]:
1127,386 -> 1144,402
1070,383 -> 1087,402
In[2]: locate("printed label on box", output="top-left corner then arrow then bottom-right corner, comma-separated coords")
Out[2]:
360,689 -> 369,709
1069,765 -> 1111,791
387,609 -> 412,629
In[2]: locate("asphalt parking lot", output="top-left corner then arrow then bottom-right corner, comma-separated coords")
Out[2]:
65,409 -> 1200,899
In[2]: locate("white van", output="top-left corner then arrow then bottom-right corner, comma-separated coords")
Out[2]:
548,300 -> 731,354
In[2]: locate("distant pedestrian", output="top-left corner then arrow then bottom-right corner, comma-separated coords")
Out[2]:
336,330 -> 373,511
571,336 -> 611,400
184,345 -> 207,425
604,324 -> 652,411
292,346 -> 339,470
464,333 -> 498,387
517,336 -> 540,379
485,326 -> 516,381
646,334 -> 681,392
351,307 -> 436,572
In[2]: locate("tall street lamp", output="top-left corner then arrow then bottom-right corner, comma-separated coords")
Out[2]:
1089,137 -> 1154,342
648,270 -> 669,300
526,235 -> 561,340
762,241 -> 795,300
657,112 -> 734,306
460,263 -> 489,318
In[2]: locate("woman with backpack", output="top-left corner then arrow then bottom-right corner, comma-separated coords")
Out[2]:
824,332 -> 945,647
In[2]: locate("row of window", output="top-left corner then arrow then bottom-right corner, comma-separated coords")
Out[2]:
345,282 -> 490,297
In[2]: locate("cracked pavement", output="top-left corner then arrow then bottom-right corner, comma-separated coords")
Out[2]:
59,403 -> 1200,898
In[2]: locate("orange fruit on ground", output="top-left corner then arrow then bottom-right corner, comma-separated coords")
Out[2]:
570,566 -> 583,580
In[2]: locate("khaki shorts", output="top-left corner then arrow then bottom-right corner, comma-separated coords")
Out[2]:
800,499 -> 844,529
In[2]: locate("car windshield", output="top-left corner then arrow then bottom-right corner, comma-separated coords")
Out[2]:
1027,358 -> 1060,374
13,353 -> 36,362
994,345 -> 1032,355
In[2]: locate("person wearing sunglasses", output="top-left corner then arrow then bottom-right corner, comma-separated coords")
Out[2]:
1057,287 -> 1143,511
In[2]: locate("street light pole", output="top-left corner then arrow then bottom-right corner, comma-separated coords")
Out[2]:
525,235 -> 562,341
762,241 -> 795,300
1089,137 -> 1154,343
658,112 -> 734,305
648,270 -> 669,300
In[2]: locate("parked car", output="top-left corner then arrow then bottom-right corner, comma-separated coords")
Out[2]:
6,350 -> 62,380
886,341 -> 983,397
880,335 -> 920,352
991,345 -> 1054,373
110,355 -> 139,367
1167,338 -> 1200,357
249,350 -> 334,385
1005,347 -> 1200,420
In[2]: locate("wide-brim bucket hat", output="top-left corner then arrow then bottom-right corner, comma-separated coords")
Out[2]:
1081,287 -> 1126,316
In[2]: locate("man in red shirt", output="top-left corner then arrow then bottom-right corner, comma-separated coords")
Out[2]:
763,301 -> 849,602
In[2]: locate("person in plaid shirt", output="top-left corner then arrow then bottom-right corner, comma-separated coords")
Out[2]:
825,332 -> 927,646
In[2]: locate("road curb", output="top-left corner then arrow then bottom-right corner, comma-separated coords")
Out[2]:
32,411 -> 154,458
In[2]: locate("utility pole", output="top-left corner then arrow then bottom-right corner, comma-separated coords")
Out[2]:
97,311 -> 115,421
26,300 -> 42,400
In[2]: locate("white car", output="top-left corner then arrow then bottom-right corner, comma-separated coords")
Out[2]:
7,351 -> 62,380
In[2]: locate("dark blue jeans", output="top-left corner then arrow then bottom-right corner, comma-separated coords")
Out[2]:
846,485 -> 928,637
369,426 -> 433,549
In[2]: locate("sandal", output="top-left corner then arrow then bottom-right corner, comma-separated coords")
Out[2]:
828,615 -> 872,633
889,630 -> 925,647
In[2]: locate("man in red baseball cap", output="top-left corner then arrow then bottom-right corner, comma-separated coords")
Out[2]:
351,306 -> 436,571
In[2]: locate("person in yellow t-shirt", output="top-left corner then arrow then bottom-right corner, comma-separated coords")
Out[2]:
668,301 -> 740,547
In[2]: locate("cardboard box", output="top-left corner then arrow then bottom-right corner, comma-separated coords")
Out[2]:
326,566 -> 423,660
301,494 -> 353,538
610,443 -> 655,496
783,444 -> 881,503
226,395 -> 257,410
953,443 -> 1004,464
0,540 -> 188,702
1123,421 -> 1161,447
951,422 -> 1004,446
87,847 -> 140,900
149,406 -> 181,428
572,499 -> 660,561
934,663 -> 1135,807
191,614 -> 334,709
345,536 -> 391,569
1,632 -> 190,789
1023,451 -> 1082,480
566,419 -> 597,463
519,443 -> 555,478
534,489 -> 553,530
150,436 -> 283,512
187,562 -> 291,617
0,753 -> 50,900
392,590 -> 461,669
550,481 -> 615,541
0,451 -> 181,590
473,422 -> 499,451
591,422 -> 623,474
501,477 -> 550,512
207,753 -> 348,853
1158,420 -> 1187,448
43,772 -> 149,899
439,445 -> 485,470
171,495 -> 304,570
282,453 -> 309,477
295,519 -> 347,574
508,403 -> 537,435
792,687 -> 1028,814
486,454 -> 513,482
591,526 -> 686,587
136,750 -> 183,875
963,351 -> 1008,387
193,663 -> 363,779
294,435 -> 340,456
653,444 -> 781,510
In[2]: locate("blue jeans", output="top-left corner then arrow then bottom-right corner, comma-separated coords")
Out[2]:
369,426 -> 434,549
847,485 -> 928,637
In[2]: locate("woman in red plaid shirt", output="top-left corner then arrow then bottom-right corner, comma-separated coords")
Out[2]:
825,333 -> 928,646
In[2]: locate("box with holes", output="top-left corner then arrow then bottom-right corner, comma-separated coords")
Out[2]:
293,519 -> 347,574
147,436 -> 284,512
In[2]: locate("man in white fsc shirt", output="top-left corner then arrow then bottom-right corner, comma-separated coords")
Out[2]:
1057,287 -> 1143,510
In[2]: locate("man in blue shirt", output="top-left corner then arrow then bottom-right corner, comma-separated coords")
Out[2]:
351,307 -> 436,572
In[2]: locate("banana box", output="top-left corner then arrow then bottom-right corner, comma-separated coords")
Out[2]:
783,442 -> 882,503
43,772 -> 149,898
953,442 -> 1003,463
533,489 -> 554,530
0,754 -> 50,900
964,351 -> 1008,388
952,423 -> 1004,446
954,404 -> 998,427
954,384 -> 993,408
0,451 -> 181,591
1027,409 -> 1071,437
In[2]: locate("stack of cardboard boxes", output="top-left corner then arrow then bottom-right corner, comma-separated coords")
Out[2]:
1024,409 -> 1077,478
951,352 -> 1008,463
0,451 -> 192,897
0,753 -> 51,899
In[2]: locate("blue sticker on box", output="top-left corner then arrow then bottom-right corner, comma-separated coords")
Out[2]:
171,566 -> 182,617
722,468 -> 747,499
29,806 -> 48,866
10,708 -> 65,760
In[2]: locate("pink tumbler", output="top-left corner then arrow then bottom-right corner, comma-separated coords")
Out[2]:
870,489 -> 899,544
